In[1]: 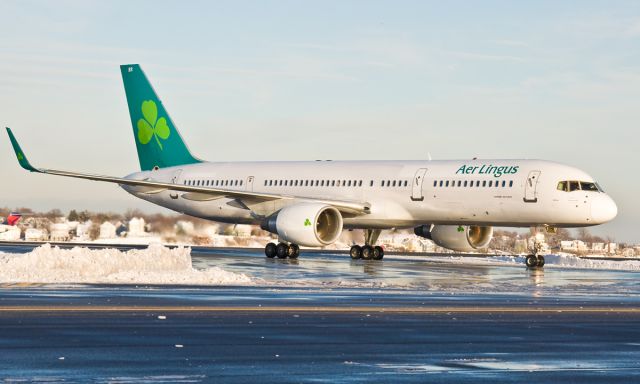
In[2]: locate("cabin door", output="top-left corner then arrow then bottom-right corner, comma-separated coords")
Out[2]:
524,170 -> 541,203
411,168 -> 428,201
246,176 -> 255,192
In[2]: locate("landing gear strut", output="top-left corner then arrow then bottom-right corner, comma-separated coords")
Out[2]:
349,229 -> 384,260
265,242 -> 299,259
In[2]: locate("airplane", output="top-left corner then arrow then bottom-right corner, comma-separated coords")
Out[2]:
5,64 -> 618,268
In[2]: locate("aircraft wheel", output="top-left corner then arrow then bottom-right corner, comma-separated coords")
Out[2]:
525,254 -> 538,268
350,245 -> 362,260
373,246 -> 384,260
361,245 -> 374,260
537,255 -> 545,267
265,242 -> 277,258
276,243 -> 289,259
288,244 -> 300,259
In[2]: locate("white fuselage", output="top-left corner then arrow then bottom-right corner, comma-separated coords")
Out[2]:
122,159 -> 617,229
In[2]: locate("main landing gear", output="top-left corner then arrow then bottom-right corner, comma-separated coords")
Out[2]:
265,242 -> 299,259
349,229 -> 384,261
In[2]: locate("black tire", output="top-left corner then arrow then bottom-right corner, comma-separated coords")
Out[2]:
350,245 -> 362,260
362,245 -> 373,260
288,244 -> 300,259
537,255 -> 545,267
373,246 -> 384,260
525,255 -> 538,268
276,243 -> 289,259
265,242 -> 277,258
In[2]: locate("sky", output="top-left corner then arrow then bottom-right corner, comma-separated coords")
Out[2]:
0,0 -> 638,242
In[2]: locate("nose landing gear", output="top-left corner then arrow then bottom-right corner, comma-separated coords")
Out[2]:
525,254 -> 545,268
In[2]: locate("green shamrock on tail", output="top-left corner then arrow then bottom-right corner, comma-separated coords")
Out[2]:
137,100 -> 170,150
457,225 -> 464,232
17,152 -> 24,161
304,218 -> 312,226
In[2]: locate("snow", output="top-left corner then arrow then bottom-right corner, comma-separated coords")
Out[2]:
0,244 -> 253,285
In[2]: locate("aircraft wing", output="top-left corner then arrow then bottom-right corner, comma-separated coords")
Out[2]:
6,128 -> 371,215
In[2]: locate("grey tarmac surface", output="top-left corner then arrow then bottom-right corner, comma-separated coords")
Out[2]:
1,243 -> 640,383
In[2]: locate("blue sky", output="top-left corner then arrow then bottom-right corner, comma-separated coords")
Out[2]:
0,1 -> 638,242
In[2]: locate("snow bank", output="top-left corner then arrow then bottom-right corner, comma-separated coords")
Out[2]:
544,254 -> 640,271
0,244 -> 253,285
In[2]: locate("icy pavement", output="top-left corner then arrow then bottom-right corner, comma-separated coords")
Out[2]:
1,244 -> 640,297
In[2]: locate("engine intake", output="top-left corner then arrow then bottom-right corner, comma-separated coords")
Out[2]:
261,203 -> 343,247
414,224 -> 493,252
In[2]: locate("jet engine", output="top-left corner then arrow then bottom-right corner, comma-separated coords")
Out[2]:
414,224 -> 493,252
261,203 -> 343,247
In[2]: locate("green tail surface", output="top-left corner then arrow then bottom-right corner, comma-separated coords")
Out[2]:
120,64 -> 201,171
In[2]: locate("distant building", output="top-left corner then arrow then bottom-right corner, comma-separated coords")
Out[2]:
99,222 -> 116,239
621,248 -> 635,257
0,225 -> 21,241
75,220 -> 93,241
50,223 -> 70,241
128,217 -> 147,237
25,228 -> 47,241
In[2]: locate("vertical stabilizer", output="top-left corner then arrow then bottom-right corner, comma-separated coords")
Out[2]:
120,64 -> 201,171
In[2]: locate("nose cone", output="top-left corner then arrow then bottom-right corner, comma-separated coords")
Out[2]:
591,194 -> 618,223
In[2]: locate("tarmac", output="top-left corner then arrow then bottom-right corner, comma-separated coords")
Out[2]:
1,244 -> 639,382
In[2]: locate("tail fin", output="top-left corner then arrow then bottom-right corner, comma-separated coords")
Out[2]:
120,64 -> 201,171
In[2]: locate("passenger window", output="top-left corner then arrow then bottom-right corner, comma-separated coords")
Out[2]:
359,180 -> 363,187
370,180 -> 374,187
439,180 -> 443,187
509,180 -> 513,187
482,180 -> 487,187
433,180 -> 437,187
569,181 -> 580,192
445,180 -> 450,187
464,181 -> 468,187
392,181 -> 396,187
331,180 -> 335,187
502,180 -> 506,187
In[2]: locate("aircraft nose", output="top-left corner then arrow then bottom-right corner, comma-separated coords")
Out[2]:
591,194 -> 618,223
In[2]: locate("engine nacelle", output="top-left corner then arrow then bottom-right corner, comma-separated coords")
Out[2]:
415,224 -> 493,252
261,203 -> 343,247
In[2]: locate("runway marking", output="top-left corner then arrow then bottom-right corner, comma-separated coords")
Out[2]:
0,306 -> 639,314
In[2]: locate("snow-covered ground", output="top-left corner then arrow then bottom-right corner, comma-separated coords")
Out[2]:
0,244 -> 253,285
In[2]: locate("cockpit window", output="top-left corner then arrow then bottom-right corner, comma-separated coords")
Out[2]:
557,180 -> 602,192
580,182 -> 599,192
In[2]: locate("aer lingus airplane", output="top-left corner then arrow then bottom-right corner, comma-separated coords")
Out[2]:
6,64 -> 617,267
